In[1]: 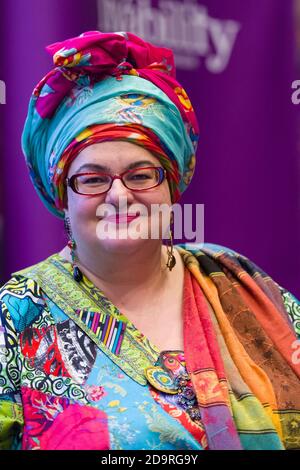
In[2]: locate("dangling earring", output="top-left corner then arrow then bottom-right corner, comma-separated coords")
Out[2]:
166,212 -> 176,272
64,217 -> 83,283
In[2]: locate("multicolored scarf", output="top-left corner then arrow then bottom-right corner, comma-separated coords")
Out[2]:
178,243 -> 300,450
21,31 -> 199,218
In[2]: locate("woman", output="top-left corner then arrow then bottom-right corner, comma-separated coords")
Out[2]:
0,31 -> 299,451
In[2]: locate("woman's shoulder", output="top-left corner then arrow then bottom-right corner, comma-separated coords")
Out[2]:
176,242 -> 300,336
176,242 -> 267,271
0,253 -> 62,332
175,242 -> 246,268
0,274 -> 41,300
0,274 -> 46,332
176,242 -> 243,257
175,241 -> 289,298
1,252 -> 66,288
0,252 -> 61,296
176,242 -> 280,288
8,252 -> 64,280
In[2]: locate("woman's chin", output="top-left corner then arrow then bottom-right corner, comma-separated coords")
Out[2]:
94,218 -> 155,253
95,235 -> 148,254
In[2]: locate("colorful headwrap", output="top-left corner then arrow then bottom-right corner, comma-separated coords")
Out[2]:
22,31 -> 199,218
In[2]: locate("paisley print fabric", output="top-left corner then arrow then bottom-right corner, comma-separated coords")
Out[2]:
0,243 -> 299,450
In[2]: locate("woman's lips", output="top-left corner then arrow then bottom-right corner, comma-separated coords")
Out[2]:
102,214 -> 140,224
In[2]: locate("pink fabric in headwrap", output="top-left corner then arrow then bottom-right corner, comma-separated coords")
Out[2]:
34,31 -> 198,138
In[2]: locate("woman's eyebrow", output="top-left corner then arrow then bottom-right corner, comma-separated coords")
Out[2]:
76,160 -> 155,173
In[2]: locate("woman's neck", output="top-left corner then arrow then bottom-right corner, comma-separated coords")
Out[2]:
58,242 -> 182,315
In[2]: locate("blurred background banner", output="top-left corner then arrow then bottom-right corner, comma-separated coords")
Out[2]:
1,0 -> 299,297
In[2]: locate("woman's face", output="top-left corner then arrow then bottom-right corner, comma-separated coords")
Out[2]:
65,140 -> 172,255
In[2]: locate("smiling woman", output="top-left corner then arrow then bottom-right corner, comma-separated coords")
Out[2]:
64,141 -> 172,262
0,30 -> 300,451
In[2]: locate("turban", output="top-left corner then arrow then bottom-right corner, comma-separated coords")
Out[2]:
22,31 -> 199,218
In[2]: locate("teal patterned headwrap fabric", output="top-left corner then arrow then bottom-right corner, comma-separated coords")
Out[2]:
22,31 -> 199,217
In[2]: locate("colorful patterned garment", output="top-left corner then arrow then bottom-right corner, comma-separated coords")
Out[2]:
21,31 -> 199,218
0,244 -> 299,450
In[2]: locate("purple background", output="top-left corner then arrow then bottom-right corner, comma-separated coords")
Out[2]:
1,0 -> 299,298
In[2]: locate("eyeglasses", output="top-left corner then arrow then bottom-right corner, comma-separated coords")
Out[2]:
66,166 -> 167,196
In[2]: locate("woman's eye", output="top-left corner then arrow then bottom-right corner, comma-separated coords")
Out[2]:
82,176 -> 108,184
129,173 -> 151,180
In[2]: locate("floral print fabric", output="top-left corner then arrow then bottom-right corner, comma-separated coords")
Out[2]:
0,243 -> 300,450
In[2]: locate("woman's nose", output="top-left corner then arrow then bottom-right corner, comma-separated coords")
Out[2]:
104,177 -> 134,205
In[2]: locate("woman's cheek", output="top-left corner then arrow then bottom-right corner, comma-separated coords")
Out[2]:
69,195 -> 98,217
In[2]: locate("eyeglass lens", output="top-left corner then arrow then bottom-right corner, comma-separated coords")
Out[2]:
74,168 -> 162,194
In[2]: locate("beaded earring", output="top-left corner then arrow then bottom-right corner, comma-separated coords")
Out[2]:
64,217 -> 83,283
166,211 -> 176,271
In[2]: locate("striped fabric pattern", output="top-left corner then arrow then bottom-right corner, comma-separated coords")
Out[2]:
75,308 -> 126,356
